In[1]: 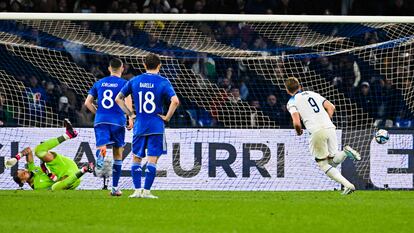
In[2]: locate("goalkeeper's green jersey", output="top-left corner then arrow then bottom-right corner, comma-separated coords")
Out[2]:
27,162 -> 54,190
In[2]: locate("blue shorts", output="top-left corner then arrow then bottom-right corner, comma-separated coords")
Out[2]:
132,134 -> 166,158
94,124 -> 125,148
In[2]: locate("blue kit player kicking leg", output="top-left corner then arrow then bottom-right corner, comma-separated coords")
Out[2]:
85,58 -> 133,196
116,54 -> 179,198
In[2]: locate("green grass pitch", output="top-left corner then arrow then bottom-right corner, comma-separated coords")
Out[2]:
0,190 -> 413,233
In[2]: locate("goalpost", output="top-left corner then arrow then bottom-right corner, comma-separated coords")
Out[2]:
0,13 -> 413,190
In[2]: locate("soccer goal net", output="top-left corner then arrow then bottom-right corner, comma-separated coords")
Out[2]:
0,14 -> 412,190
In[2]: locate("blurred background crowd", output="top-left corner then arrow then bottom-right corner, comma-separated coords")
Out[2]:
0,0 -> 413,129
0,0 -> 413,15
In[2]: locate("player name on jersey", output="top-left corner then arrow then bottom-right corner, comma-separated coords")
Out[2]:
139,82 -> 154,88
101,82 -> 119,88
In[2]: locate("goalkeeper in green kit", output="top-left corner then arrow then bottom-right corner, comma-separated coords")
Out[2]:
5,119 -> 94,190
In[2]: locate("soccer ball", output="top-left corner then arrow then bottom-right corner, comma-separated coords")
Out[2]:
375,129 -> 389,144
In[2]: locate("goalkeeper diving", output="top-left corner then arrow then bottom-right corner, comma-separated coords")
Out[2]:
4,119 -> 94,190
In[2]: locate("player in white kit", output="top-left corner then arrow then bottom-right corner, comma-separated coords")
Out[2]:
285,77 -> 361,195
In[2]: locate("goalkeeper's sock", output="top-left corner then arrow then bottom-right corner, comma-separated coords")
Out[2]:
34,136 -> 65,158
79,163 -> 94,176
318,160 -> 354,189
112,160 -> 122,188
331,151 -> 347,167
131,162 -> 142,190
144,163 -> 157,190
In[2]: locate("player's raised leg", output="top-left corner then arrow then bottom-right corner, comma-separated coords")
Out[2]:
326,129 -> 361,167
311,129 -> 355,194
5,119 -> 77,168
93,124 -> 110,169
35,118 -> 78,160
51,162 -> 94,191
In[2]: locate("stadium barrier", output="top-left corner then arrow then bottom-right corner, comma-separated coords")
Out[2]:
0,128 -> 412,190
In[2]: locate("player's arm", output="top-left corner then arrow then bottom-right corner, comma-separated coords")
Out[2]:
24,147 -> 34,163
125,95 -> 134,130
323,100 -> 335,119
291,112 -> 303,136
286,101 -> 302,136
158,95 -> 180,122
115,92 -> 135,118
84,94 -> 97,114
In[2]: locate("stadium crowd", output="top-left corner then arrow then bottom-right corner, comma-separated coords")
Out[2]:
1,0 -> 413,15
0,0 -> 412,129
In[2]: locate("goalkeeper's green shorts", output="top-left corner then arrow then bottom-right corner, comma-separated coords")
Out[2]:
46,153 -> 80,189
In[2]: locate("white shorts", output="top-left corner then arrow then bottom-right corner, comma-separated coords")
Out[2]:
309,128 -> 338,160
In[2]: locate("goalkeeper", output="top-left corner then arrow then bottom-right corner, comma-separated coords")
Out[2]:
6,119 -> 94,190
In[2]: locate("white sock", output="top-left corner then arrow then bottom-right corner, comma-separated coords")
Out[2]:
63,134 -> 70,140
332,151 -> 347,167
318,160 -> 355,189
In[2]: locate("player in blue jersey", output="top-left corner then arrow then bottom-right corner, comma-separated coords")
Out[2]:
84,58 -> 133,196
116,54 -> 179,198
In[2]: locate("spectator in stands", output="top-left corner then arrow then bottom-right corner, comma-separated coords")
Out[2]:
239,81 -> 249,101
146,34 -> 161,51
128,1 -> 138,12
262,94 -> 289,126
45,81 -> 60,111
249,99 -> 261,109
57,96 -> 75,122
143,0 -> 171,13
122,64 -> 135,80
76,103 -> 94,127
89,65 -> 105,79
219,78 -> 233,92
57,0 -> 68,13
170,0 -> 186,13
110,27 -> 126,43
374,77 -> 404,128
26,76 -> 47,101
192,0 -> 205,13
229,88 -> 242,103
123,22 -> 134,45
169,106 -> 193,127
191,53 -> 217,81
60,84 -> 78,110
354,82 -> 377,118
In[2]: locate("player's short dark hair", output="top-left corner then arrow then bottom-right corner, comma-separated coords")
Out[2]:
145,54 -> 161,70
12,172 -> 23,188
109,58 -> 123,70
285,77 -> 300,94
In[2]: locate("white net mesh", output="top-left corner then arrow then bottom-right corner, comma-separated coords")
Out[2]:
0,17 -> 413,190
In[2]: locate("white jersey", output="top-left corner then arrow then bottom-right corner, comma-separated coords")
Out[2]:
286,91 -> 335,134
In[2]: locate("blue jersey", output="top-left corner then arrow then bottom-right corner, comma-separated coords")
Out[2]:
88,76 -> 128,126
120,73 -> 176,136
